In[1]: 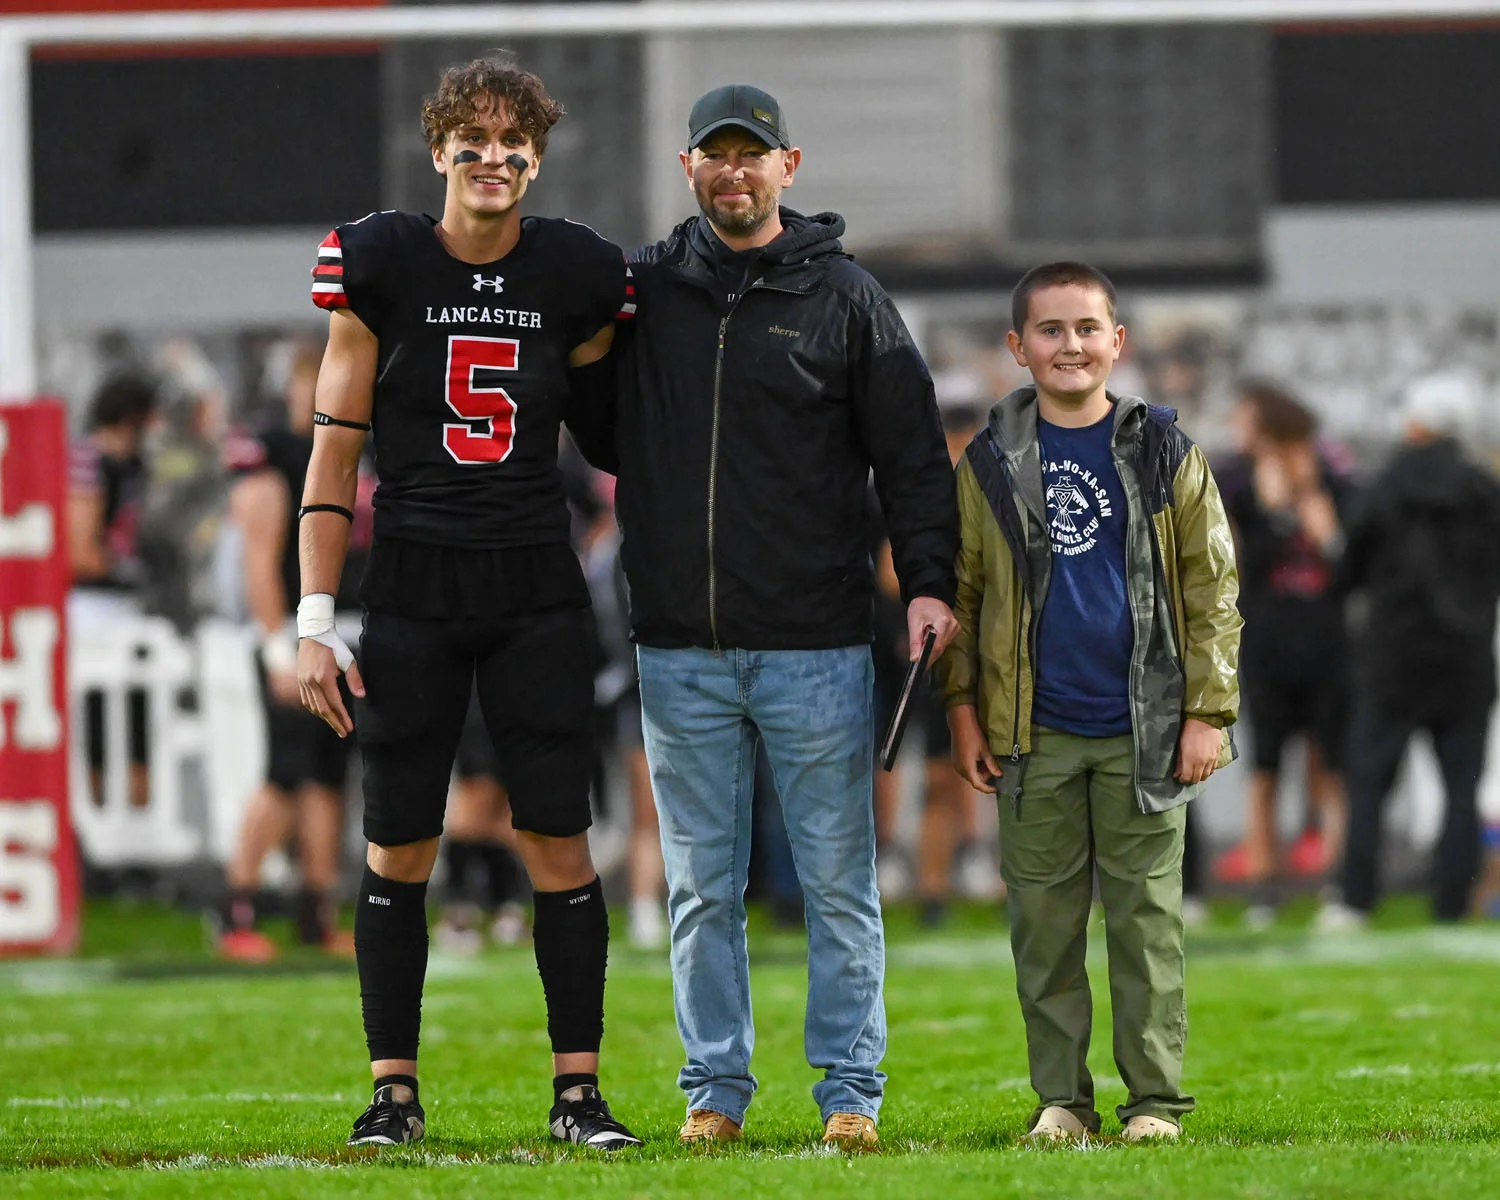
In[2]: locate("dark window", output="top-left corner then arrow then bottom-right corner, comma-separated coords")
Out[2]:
1275,29 -> 1500,203
33,53 -> 380,231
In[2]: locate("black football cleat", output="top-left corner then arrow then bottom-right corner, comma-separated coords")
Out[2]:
347,1084 -> 426,1146
549,1086 -> 643,1150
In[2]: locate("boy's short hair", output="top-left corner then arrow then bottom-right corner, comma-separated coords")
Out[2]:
420,54 -> 564,155
1010,261 -> 1118,333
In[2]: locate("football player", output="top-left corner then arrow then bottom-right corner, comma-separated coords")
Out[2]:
296,56 -> 639,1150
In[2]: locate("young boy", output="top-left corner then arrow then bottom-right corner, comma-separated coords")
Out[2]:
935,262 -> 1241,1142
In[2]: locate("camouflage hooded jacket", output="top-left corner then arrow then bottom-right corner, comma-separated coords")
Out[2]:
934,387 -> 1242,813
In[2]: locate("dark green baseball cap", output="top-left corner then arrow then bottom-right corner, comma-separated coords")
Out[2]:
687,84 -> 791,150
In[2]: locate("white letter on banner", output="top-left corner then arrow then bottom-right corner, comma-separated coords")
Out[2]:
0,801 -> 60,942
0,608 -> 62,751
0,418 -> 54,559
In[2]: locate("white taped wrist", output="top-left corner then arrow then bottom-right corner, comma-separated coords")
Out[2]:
297,592 -> 354,671
297,593 -> 336,638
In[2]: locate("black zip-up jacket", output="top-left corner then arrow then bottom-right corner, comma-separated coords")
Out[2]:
613,209 -> 957,650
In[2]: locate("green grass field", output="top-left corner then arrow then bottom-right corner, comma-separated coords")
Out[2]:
4,898 -> 1500,1198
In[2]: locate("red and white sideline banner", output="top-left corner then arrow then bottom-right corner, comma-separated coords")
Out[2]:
0,401 -> 78,955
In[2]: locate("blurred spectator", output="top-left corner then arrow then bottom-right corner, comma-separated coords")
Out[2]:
576,480 -> 667,951
434,692 -> 528,954
68,375 -> 156,589
1216,383 -> 1355,913
1319,373 -> 1500,930
135,341 -> 235,633
217,339 -> 369,960
69,374 -> 158,812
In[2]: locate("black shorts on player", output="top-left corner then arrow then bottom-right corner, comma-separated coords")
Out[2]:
357,558 -> 598,846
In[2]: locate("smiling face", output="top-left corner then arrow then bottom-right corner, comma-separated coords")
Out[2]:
432,100 -> 538,219
1006,283 -> 1125,416
681,128 -> 799,241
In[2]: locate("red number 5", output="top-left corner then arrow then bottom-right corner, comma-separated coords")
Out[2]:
444,335 -> 519,464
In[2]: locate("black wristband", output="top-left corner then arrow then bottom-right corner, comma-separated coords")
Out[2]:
313,411 -> 371,431
299,503 -> 354,521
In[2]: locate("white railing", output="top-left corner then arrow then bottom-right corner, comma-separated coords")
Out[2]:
68,603 -> 264,868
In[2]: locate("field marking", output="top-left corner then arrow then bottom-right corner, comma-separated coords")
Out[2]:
2,1030 -> 71,1048
1337,1062 -> 1500,1081
9,1092 -> 351,1109
1294,1007 -> 1357,1023
5,926 -> 1498,999
889,927 -> 1500,971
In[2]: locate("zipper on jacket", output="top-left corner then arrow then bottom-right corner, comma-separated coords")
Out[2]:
707,313 -> 730,651
998,456 -> 1025,764
699,276 -> 805,652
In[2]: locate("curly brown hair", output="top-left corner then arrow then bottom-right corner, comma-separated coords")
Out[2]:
420,55 -> 564,156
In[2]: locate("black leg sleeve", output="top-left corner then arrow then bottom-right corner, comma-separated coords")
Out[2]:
531,876 -> 609,1054
354,865 -> 430,1062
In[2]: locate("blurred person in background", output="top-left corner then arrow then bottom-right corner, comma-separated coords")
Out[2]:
612,85 -> 959,1149
217,339 -> 371,961
68,375 -> 157,811
68,375 -> 155,592
1319,373 -> 1500,930
1216,383 -> 1355,921
135,340 -> 236,634
575,488 -> 668,952
434,693 -> 528,953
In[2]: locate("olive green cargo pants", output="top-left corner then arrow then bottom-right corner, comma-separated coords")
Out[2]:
999,726 -> 1194,1132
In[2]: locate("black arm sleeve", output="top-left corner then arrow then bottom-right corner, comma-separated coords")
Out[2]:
563,354 -> 619,475
850,290 -> 959,607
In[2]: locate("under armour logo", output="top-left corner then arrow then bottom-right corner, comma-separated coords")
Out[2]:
472,274 -> 504,294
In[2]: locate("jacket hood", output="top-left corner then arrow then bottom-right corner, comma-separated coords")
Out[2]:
986,385 -> 1156,458
680,207 -> 847,268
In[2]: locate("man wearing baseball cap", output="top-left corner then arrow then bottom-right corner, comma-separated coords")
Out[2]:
604,85 -> 960,1148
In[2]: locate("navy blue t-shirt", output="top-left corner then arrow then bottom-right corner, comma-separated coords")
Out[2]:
1033,411 -> 1134,737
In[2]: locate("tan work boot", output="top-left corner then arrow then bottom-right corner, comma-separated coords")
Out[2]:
678,1109 -> 742,1145
1026,1105 -> 1088,1142
822,1112 -> 878,1150
1121,1115 -> 1179,1142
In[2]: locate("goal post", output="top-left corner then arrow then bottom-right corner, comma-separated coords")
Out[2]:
4,0 -> 1500,397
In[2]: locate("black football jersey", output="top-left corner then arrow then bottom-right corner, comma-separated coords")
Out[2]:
311,211 -> 628,549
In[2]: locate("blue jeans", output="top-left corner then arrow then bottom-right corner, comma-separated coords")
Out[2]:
637,645 -> 886,1124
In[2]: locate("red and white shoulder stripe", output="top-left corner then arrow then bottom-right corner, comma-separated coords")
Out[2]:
616,263 -> 636,320
311,230 -> 348,310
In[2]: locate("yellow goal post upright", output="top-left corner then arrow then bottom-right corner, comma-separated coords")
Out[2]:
2,0 -> 1500,402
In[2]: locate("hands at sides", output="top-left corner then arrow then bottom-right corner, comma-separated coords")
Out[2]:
296,595 -> 365,737
906,595 -> 960,661
948,704 -> 1000,794
1174,716 -> 1222,784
